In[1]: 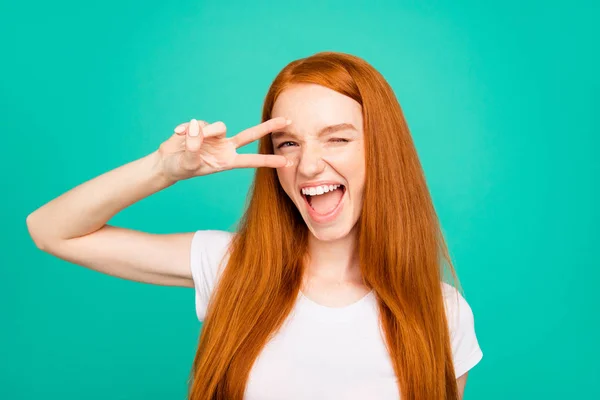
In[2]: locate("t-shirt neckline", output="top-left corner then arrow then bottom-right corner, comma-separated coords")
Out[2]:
297,289 -> 375,320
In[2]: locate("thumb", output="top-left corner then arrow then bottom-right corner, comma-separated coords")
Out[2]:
185,119 -> 204,152
183,119 -> 205,169
174,119 -> 209,135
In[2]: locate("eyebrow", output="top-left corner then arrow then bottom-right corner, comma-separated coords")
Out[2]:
271,123 -> 358,140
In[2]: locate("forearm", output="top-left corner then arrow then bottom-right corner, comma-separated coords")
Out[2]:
26,150 -> 174,247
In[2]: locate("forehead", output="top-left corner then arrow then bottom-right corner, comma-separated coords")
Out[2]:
270,83 -> 363,135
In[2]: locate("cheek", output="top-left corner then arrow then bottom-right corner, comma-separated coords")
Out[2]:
276,167 -> 296,197
357,159 -> 366,191
323,148 -> 365,183
350,146 -> 366,190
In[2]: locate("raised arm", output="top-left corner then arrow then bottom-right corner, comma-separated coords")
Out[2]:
25,117 -> 291,287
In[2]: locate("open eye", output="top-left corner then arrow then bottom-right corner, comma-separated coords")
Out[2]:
277,141 -> 298,149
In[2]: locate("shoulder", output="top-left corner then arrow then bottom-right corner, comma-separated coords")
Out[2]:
190,230 -> 236,321
190,229 -> 235,275
191,229 -> 235,252
440,281 -> 484,378
441,282 -> 474,334
191,229 -> 235,247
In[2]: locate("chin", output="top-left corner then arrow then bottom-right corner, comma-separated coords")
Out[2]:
304,219 -> 357,242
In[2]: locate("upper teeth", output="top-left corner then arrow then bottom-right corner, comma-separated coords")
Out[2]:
302,184 -> 342,196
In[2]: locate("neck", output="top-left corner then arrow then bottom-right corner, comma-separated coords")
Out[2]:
304,226 -> 362,284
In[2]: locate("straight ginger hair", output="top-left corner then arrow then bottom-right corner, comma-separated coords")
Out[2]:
188,51 -> 461,400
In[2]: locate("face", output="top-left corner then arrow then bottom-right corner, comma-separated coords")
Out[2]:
270,83 -> 366,242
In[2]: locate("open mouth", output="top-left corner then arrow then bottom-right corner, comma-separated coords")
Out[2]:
302,185 -> 346,215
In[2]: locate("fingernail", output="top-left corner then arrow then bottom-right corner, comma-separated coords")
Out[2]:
174,125 -> 185,134
189,119 -> 199,136
286,159 -> 294,167
285,119 -> 292,125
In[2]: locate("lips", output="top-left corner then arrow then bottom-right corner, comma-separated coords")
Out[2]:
300,185 -> 347,224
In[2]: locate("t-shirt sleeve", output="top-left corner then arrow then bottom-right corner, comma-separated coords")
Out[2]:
189,229 -> 235,322
442,282 -> 484,378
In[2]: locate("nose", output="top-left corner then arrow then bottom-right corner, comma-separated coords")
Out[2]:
296,142 -> 326,177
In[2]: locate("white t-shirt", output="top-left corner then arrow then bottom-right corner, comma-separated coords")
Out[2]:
190,230 -> 483,400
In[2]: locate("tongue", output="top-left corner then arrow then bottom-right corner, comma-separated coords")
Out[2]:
309,188 -> 343,214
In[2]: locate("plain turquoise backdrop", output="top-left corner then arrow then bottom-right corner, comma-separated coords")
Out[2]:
2,0 -> 598,398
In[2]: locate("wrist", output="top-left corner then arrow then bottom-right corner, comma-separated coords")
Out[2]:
146,150 -> 178,190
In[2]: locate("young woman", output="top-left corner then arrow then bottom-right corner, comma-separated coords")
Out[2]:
26,51 -> 483,400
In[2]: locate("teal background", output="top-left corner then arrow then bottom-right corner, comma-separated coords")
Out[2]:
2,0 -> 597,398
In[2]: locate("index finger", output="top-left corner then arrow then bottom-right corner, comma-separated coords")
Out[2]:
230,117 -> 291,149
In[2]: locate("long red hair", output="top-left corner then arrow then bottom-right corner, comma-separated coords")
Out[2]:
188,51 -> 461,400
